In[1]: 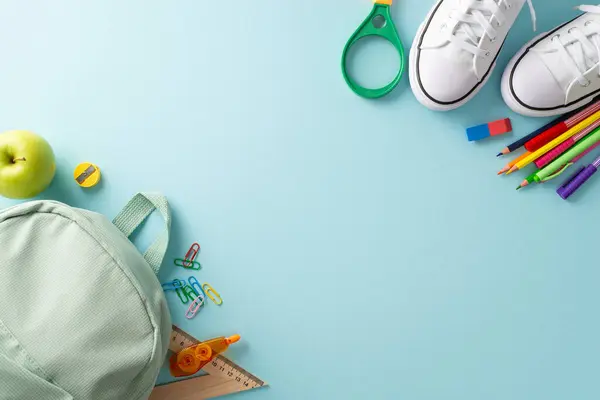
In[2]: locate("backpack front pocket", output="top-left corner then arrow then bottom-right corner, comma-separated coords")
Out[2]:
0,353 -> 73,400
0,318 -> 72,400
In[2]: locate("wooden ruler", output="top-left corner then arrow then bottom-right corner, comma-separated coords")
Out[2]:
149,326 -> 267,400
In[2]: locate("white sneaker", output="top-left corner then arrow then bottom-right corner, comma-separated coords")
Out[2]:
410,0 -> 536,111
502,5 -> 600,117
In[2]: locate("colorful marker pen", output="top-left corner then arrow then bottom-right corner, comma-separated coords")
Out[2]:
557,153 -> 600,199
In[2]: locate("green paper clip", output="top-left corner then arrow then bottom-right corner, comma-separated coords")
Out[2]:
183,285 -> 199,298
176,285 -> 199,304
174,258 -> 201,270
176,287 -> 190,304
341,0 -> 405,99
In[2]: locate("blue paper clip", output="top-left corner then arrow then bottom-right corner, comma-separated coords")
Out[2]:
188,276 -> 204,296
161,279 -> 185,291
184,285 -> 199,299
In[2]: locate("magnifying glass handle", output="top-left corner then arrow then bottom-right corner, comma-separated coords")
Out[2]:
341,1 -> 405,99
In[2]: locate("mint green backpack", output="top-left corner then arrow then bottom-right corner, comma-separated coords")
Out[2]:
0,193 -> 172,399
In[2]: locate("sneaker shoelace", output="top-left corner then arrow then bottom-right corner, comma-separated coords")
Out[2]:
541,5 -> 600,87
440,0 -> 537,57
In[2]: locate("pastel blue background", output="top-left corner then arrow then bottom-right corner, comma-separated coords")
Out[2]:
0,1 -> 598,399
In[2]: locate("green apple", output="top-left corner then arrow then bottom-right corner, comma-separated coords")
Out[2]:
0,130 -> 56,199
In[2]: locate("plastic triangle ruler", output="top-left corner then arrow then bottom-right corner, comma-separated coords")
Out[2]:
149,325 -> 267,400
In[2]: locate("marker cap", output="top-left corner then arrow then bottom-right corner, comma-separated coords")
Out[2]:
557,165 -> 597,199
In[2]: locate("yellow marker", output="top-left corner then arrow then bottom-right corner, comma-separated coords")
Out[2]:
507,110 -> 600,174
74,162 -> 101,187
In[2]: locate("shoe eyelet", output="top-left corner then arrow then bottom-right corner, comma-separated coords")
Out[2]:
585,21 -> 593,27
552,34 -> 561,41
490,37 -> 497,43
507,3 -> 512,9
568,28 -> 576,34
440,23 -> 447,32
485,51 -> 491,57
582,80 -> 591,87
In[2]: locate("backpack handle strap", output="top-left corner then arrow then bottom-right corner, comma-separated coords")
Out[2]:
112,192 -> 171,275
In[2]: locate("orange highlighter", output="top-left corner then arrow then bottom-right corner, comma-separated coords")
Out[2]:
170,335 -> 241,377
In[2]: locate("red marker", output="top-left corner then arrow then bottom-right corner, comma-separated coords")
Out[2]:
525,100 -> 600,152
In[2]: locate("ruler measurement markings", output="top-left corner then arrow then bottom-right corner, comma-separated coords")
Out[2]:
219,355 -> 265,386
171,326 -> 263,383
168,326 -> 266,388
203,356 -> 256,389
151,326 -> 267,399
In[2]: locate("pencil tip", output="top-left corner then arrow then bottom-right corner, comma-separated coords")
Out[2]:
506,166 -> 517,175
516,186 -> 521,191
496,153 -> 502,157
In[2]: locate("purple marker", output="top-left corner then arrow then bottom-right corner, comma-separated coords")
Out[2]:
557,153 -> 600,199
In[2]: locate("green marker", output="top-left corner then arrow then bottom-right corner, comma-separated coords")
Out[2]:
534,126 -> 600,183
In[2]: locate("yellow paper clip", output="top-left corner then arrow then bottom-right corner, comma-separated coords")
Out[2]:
202,283 -> 222,305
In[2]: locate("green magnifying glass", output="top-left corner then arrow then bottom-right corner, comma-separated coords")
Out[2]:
341,0 -> 405,99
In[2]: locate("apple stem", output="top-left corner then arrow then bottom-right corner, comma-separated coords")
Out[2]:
12,157 -> 26,163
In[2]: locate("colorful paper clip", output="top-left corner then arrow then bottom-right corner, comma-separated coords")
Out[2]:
202,283 -> 223,305
161,279 -> 185,291
174,258 -> 201,270
176,287 -> 190,304
185,293 -> 205,319
188,277 -> 204,295
184,285 -> 198,298
183,243 -> 201,267
176,285 -> 199,304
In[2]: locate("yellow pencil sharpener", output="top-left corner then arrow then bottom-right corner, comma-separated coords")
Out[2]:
74,162 -> 101,188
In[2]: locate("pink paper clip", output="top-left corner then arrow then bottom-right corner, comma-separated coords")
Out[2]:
183,242 -> 201,268
185,293 -> 205,319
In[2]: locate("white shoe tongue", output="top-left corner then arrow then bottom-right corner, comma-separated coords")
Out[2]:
541,16 -> 600,90
567,46 -> 599,72
450,27 -> 486,65
540,50 -> 577,92
450,2 -> 493,59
